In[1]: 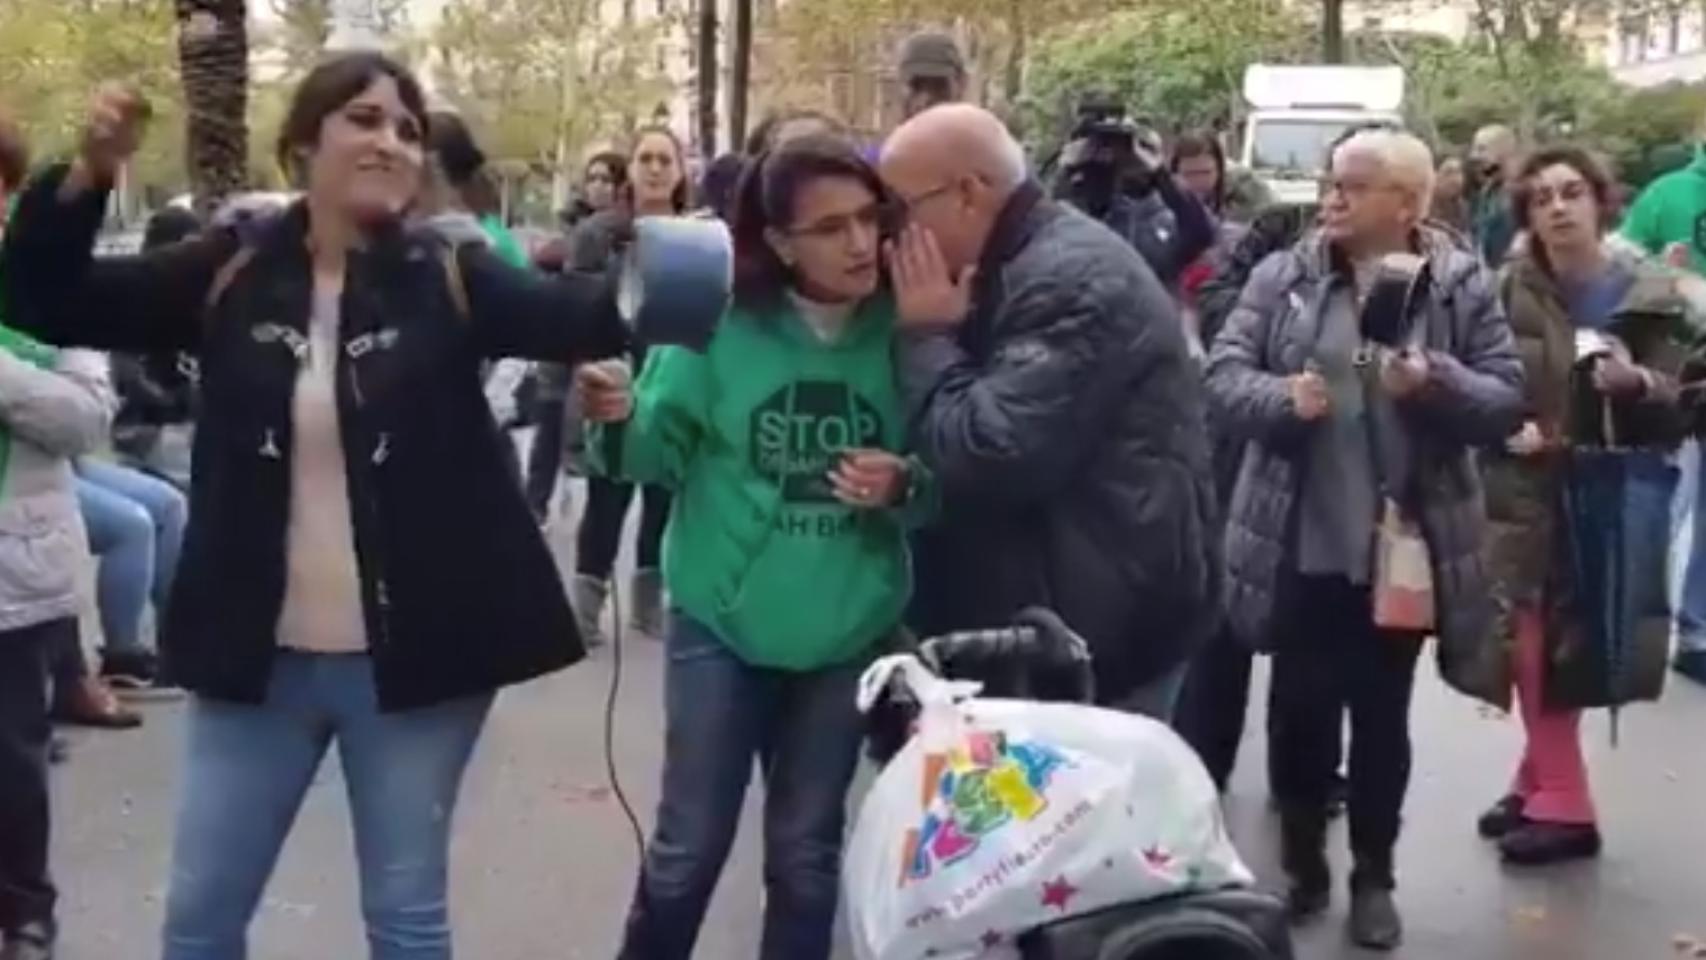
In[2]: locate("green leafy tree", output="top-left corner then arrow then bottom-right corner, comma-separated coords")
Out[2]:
1580,80 -> 1706,187
766,0 -> 1125,133
431,0 -> 671,214
262,0 -> 410,74
0,0 -> 189,204
1019,0 -> 1313,153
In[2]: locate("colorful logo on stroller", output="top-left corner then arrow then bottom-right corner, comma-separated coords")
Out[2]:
899,730 -> 1068,885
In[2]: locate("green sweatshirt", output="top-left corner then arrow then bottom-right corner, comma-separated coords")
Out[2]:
590,295 -> 927,671
1621,145 -> 1706,275
478,214 -> 529,268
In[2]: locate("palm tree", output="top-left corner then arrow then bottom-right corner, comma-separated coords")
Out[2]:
175,0 -> 250,213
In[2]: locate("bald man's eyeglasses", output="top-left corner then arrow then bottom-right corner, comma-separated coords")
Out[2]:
892,181 -> 956,216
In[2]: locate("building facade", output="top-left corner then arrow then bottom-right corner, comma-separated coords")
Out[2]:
1609,6 -> 1706,86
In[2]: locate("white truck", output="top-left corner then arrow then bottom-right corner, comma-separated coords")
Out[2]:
1239,64 -> 1406,207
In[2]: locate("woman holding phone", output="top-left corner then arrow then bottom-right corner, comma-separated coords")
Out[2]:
577,133 -> 929,960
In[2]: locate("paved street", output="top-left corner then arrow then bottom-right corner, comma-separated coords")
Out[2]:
43,481 -> 1706,960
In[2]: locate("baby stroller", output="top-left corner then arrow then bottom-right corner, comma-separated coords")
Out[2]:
863,608 -> 1292,960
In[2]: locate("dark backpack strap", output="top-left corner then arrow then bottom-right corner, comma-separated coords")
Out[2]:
202,245 -> 257,331
204,241 -> 473,331
441,245 -> 471,323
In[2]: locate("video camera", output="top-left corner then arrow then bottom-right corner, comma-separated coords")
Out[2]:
1055,93 -> 1161,215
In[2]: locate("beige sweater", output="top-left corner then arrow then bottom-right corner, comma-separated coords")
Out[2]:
275,284 -> 367,653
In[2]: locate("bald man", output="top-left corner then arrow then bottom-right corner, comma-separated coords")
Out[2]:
881,105 -> 1219,720
1469,124 -> 1520,265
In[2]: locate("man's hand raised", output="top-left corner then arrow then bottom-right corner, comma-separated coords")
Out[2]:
887,224 -> 976,332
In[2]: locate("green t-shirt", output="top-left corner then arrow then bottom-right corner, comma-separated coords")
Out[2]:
1621,145 -> 1706,275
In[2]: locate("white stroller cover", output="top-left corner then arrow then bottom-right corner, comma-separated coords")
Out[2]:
846,655 -> 1254,960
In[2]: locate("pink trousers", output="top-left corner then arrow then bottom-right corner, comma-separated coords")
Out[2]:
1509,606 -> 1598,824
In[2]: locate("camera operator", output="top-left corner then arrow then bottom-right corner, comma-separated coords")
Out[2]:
1053,97 -> 1215,288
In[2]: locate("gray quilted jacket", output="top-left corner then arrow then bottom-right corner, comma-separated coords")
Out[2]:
1204,229 -> 1524,708
0,348 -> 113,632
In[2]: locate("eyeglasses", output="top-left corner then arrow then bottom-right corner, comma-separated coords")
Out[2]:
789,204 -> 884,242
894,181 -> 955,213
1319,176 -> 1405,200
585,172 -> 613,185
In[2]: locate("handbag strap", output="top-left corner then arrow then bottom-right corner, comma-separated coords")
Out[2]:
1356,300 -> 1428,507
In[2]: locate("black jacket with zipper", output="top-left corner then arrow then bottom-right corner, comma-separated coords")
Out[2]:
2,166 -> 628,711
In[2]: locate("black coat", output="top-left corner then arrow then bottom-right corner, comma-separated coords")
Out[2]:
3,166 -> 628,711
903,183 -> 1221,702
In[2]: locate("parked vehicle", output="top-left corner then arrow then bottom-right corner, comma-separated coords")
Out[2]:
1238,64 -> 1405,207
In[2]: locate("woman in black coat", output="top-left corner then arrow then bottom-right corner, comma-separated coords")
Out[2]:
1,55 -> 626,958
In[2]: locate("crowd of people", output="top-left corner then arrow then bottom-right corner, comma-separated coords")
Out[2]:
0,25 -> 1704,960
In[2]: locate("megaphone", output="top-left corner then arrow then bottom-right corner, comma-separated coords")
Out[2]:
1358,251 -> 1430,349
618,213 -> 734,353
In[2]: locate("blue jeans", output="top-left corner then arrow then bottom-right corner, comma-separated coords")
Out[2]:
76,460 -> 187,653
162,653 -> 491,960
619,614 -> 870,960
1675,442 -> 1706,654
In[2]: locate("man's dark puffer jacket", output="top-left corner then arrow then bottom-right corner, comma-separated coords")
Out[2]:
904,182 -> 1221,703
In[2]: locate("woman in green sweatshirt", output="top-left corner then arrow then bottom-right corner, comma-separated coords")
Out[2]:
578,134 -> 926,960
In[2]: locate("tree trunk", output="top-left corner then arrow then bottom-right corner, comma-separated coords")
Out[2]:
175,0 -> 249,214
1004,0 -> 1026,106
697,0 -> 719,157
1322,0 -> 1344,64
729,0 -> 752,153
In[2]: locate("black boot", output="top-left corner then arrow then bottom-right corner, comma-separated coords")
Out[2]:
1281,806 -> 1330,922
1348,852 -> 1402,950
1499,821 -> 1602,865
1348,885 -> 1403,950
1477,794 -> 1528,840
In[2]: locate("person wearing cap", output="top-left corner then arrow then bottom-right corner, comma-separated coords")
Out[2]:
897,30 -> 967,119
